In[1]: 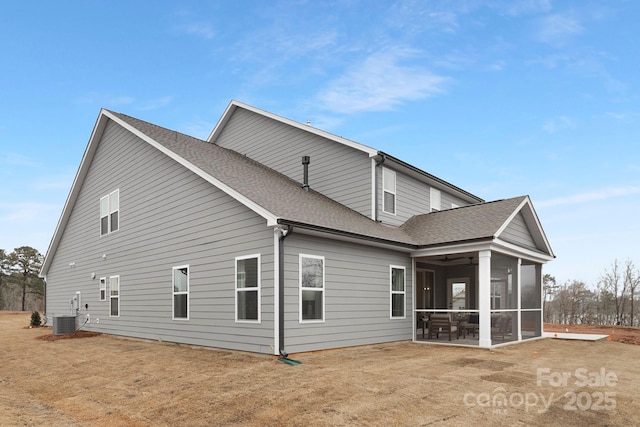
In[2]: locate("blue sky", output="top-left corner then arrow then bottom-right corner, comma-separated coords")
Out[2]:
1,1 -> 638,287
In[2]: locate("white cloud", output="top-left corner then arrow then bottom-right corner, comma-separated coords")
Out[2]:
387,1 -> 460,35
537,186 -> 640,208
79,93 -> 135,107
536,14 -> 584,44
542,116 -> 575,133
1,152 -> 39,168
180,22 -> 216,39
179,118 -> 215,141
317,49 -> 450,114
604,112 -> 640,122
502,0 -> 551,16
0,202 -> 60,223
138,96 -> 173,111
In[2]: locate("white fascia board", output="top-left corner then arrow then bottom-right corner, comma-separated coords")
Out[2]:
410,241 -> 493,258
41,110 -> 110,276
104,110 -> 279,227
208,100 -> 379,157
491,239 -> 555,264
410,238 -> 554,264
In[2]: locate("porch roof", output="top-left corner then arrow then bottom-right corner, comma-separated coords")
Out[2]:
401,196 -> 554,257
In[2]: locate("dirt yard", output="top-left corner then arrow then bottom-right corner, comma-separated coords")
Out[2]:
1,312 -> 639,426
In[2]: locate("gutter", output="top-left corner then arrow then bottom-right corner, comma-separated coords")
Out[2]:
276,219 -> 417,250
373,153 -> 386,222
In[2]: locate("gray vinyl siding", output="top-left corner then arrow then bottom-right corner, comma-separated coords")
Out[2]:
500,212 -> 538,251
441,192 -> 467,210
215,108 -> 372,217
45,119 -> 276,354
281,233 -> 413,353
377,167 -> 470,226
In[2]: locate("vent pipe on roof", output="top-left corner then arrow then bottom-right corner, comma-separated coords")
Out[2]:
302,156 -> 310,191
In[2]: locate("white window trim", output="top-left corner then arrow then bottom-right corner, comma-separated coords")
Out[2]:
100,188 -> 120,236
382,167 -> 396,215
299,254 -> 325,324
235,254 -> 261,324
447,277 -> 471,310
99,277 -> 107,302
390,265 -> 406,319
172,265 -> 190,321
109,275 -> 120,317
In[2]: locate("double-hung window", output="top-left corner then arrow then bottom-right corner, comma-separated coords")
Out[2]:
300,254 -> 324,322
172,266 -> 189,320
100,189 -> 119,235
390,266 -> 406,318
109,276 -> 120,317
236,254 -> 260,322
382,168 -> 396,215
99,277 -> 107,301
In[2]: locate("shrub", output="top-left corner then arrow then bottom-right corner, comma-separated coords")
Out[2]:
30,311 -> 42,327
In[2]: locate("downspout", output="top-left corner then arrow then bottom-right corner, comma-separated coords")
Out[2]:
277,225 -> 293,357
373,153 -> 386,222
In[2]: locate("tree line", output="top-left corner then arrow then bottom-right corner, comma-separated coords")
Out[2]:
0,246 -> 44,312
544,259 -> 640,326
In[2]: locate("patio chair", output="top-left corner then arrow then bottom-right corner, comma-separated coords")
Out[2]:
427,313 -> 458,341
460,313 -> 479,338
491,314 -> 512,341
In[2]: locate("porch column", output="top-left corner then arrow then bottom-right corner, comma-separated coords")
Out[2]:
517,258 -> 522,341
478,250 -> 491,348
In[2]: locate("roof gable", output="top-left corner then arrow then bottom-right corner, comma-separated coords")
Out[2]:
42,109 -> 419,275
42,104 -> 553,275
401,196 -> 554,257
207,100 -> 379,156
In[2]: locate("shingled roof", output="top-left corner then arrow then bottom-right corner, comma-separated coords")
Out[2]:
401,196 -> 528,247
109,111 -> 418,247
109,111 -> 554,254
42,107 -> 553,278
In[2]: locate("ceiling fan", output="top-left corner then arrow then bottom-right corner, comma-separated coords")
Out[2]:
438,255 -> 465,263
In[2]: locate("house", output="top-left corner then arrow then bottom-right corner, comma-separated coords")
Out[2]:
40,100 -> 554,354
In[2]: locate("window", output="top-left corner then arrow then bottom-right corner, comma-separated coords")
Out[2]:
448,278 -> 469,310
172,266 -> 189,320
109,276 -> 120,317
99,277 -> 106,301
300,254 -> 324,322
100,189 -> 119,235
382,168 -> 396,215
390,266 -> 406,318
236,254 -> 260,322
430,188 -> 441,212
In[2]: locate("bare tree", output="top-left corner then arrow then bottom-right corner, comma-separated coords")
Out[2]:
543,274 -> 557,322
599,259 -> 629,325
624,260 -> 640,326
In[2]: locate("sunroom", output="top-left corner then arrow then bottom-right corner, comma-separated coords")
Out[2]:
402,196 -> 554,348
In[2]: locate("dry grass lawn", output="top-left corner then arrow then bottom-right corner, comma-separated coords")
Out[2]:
1,311 -> 639,426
